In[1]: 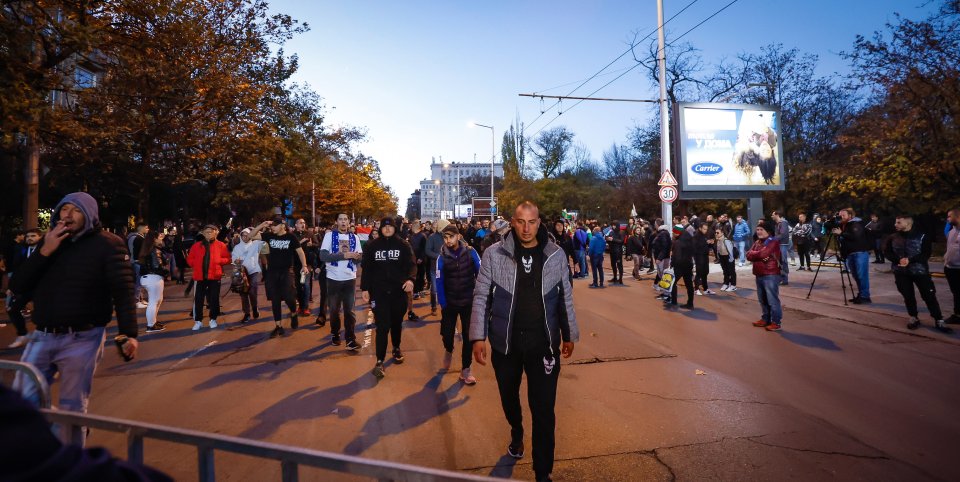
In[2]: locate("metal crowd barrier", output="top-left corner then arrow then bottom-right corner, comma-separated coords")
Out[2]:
1,361 -> 502,482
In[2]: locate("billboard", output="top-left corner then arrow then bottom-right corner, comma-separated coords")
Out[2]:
674,102 -> 785,192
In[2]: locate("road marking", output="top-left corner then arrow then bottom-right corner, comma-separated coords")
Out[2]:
169,340 -> 218,370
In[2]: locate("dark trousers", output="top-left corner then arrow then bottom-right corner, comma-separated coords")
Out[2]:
440,304 -> 472,369
193,280 -> 222,321
609,254 -> 623,281
590,255 -> 604,286
294,269 -> 310,312
318,270 -> 328,319
718,255 -> 737,286
265,270 -> 296,323
328,279 -> 357,341
428,258 -> 438,310
373,290 -> 406,361
694,255 -> 709,291
491,330 -> 560,481
873,239 -> 886,262
894,272 -> 943,320
797,243 -> 812,268
671,264 -> 694,305
239,272 -> 262,316
414,261 -> 427,293
945,267 -> 960,316
6,294 -> 28,336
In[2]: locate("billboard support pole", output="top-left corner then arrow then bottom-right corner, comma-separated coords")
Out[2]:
656,0 -> 672,225
747,194 -> 764,236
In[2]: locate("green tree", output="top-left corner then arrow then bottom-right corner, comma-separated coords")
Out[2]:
529,126 -> 574,179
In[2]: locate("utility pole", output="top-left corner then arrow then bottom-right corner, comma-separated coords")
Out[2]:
656,0 -> 673,224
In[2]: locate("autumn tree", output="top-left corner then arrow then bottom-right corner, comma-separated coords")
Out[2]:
528,126 -> 574,179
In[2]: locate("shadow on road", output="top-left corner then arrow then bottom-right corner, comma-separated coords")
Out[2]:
191,341 -> 341,391
240,372 -> 378,440
106,331 -> 269,372
342,370 -> 468,456
777,331 -> 842,351
679,308 -> 719,321
487,454 -> 519,478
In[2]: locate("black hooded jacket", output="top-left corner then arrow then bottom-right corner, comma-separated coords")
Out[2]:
360,225 -> 417,297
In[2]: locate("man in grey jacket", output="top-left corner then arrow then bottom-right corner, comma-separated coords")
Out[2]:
772,211 -> 791,285
471,201 -> 578,482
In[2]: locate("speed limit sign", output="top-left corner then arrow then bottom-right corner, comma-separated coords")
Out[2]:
659,185 -> 678,203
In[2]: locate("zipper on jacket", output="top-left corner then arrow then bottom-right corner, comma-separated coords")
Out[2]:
505,267 -> 517,355
541,248 -> 560,356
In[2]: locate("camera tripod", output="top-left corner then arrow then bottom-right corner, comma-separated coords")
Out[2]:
805,232 -> 859,305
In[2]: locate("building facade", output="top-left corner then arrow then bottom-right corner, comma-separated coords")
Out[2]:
419,157 -> 503,221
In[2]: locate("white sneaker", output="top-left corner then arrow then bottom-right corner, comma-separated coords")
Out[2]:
136,301 -> 149,309
192,321 -> 202,331
720,284 -> 729,291
7,335 -> 28,349
695,289 -> 703,296
728,286 -> 738,292
705,289 -> 716,295
737,262 -> 744,267
208,319 -> 218,329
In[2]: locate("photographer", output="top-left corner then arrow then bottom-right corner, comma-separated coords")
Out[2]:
884,215 -> 952,333
832,208 -> 872,304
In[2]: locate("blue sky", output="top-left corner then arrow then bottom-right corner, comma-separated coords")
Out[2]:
268,0 -> 939,214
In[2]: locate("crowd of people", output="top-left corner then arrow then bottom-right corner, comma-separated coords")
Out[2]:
3,192 -> 960,482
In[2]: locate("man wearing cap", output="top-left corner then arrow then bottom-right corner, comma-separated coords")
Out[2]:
232,227 -> 265,322
10,192 -> 138,445
747,220 -> 783,331
361,217 -> 417,378
471,201 -> 578,482
187,224 -> 231,330
319,213 -> 363,349
250,217 -> 310,338
436,223 -> 481,384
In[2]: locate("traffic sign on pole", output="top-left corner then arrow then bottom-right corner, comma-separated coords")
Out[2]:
659,185 -> 678,203
658,170 -> 678,186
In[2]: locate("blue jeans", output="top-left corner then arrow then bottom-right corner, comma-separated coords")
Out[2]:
755,275 -> 782,325
590,255 -> 604,285
779,245 -> 790,282
845,251 -> 871,299
575,250 -> 587,277
14,326 -> 107,445
736,241 -> 747,264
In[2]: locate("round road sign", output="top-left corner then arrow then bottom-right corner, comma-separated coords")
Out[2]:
659,185 -> 678,203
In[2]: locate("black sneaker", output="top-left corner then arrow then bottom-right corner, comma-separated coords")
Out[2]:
372,361 -> 385,378
507,440 -> 524,459
907,318 -> 921,330
935,321 -> 954,334
331,334 -> 341,346
290,313 -> 299,329
315,315 -> 326,327
407,311 -> 419,322
252,310 -> 260,319
240,314 -> 250,323
145,322 -> 166,333
392,348 -> 405,364
270,326 -> 284,338
851,297 -> 872,305
345,340 -> 360,351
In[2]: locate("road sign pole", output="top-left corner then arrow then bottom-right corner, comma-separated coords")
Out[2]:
656,0 -> 672,225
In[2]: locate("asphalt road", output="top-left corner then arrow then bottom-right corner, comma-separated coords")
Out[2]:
2,259 -> 958,481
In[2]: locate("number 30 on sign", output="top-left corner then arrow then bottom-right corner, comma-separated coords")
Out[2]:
659,185 -> 678,203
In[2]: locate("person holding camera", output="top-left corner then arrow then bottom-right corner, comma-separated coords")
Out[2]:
832,208 -> 872,304
885,215 -> 952,333
10,192 -> 139,446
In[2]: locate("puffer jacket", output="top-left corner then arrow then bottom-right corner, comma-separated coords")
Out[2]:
884,229 -> 932,276
187,238 -> 231,280
436,240 -> 481,307
747,238 -> 781,276
470,227 -> 579,355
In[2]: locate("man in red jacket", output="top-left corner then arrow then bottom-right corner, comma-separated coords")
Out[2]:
747,220 -> 783,331
187,224 -> 231,330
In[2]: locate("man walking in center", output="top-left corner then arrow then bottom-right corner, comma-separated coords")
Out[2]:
249,217 -> 310,338
319,213 -> 362,350
11,192 -> 139,445
471,201 -> 579,482
186,224 -> 231,330
436,223 -> 481,384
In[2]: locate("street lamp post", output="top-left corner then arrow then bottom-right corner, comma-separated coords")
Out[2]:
433,179 -> 442,219
473,122 -> 495,220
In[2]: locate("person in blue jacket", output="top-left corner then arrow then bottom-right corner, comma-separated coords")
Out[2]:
588,226 -> 607,288
732,215 -> 751,266
436,224 -> 482,385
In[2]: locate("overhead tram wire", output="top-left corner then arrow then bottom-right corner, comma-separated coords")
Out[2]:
525,0 -> 741,138
524,0 -> 702,132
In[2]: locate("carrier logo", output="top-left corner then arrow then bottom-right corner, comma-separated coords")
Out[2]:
692,162 -> 723,175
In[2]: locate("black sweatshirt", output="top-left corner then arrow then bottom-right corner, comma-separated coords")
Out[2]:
360,234 -> 417,296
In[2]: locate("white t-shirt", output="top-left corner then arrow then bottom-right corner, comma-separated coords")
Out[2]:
231,240 -> 265,275
321,231 -> 362,281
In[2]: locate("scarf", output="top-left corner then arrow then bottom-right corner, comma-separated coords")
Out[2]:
330,230 -> 356,270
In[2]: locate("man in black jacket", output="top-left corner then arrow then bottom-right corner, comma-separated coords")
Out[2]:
11,192 -> 138,446
669,225 -> 695,309
361,217 -> 417,379
605,221 -> 625,284
885,215 -> 952,333
832,208 -> 873,303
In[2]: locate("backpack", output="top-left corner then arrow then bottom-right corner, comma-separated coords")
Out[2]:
230,265 -> 250,294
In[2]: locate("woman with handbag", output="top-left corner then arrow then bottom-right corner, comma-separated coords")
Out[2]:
138,231 -> 169,333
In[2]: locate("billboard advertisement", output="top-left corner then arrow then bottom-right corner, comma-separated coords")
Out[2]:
674,102 -> 785,192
